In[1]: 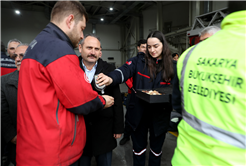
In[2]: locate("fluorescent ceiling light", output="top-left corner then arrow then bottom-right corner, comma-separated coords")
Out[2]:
100,18 -> 104,21
109,7 -> 113,11
15,10 -> 20,15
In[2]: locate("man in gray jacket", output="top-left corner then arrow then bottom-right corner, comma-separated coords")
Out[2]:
1,43 -> 28,165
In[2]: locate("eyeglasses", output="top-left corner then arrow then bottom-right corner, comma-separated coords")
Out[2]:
13,53 -> 24,59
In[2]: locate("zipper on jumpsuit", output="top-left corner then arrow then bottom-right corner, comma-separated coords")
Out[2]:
56,100 -> 60,124
71,115 -> 79,145
56,100 -> 78,145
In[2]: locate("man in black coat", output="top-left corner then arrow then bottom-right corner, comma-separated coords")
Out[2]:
77,34 -> 124,166
1,43 -> 28,165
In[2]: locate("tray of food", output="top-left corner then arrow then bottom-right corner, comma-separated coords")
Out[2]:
136,86 -> 173,103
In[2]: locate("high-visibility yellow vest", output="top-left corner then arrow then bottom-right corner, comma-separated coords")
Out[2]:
172,11 -> 246,166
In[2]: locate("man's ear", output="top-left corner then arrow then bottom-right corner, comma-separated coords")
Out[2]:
66,14 -> 75,29
78,44 -> 82,52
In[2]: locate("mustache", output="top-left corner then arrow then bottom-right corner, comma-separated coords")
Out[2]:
87,54 -> 97,58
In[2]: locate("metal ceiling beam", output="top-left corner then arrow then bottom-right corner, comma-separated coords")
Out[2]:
164,1 -> 184,6
93,11 -> 141,19
110,1 -> 141,24
82,1 -> 125,11
39,2 -> 53,9
22,2 -> 38,6
92,6 -> 101,16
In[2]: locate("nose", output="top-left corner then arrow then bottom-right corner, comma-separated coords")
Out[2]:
16,55 -> 21,61
81,32 -> 84,40
150,47 -> 154,52
91,48 -> 96,55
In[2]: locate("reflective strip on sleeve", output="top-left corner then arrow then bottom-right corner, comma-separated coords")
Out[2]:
115,69 -> 124,83
180,44 -> 246,149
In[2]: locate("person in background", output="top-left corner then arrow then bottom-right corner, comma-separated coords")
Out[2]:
136,39 -> 147,53
172,53 -> 179,61
0,41 -> 16,166
78,33 -> 124,166
1,41 -> 17,76
1,43 -> 29,166
199,25 -> 221,42
99,46 -> 102,58
16,1 -> 114,166
171,1 -> 246,165
7,39 -> 21,60
172,25 -> 221,116
97,31 -> 174,166
120,39 -> 147,146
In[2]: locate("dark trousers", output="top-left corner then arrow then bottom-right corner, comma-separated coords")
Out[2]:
8,143 -> 16,165
0,137 -> 5,166
123,121 -> 132,138
123,93 -> 132,138
131,118 -> 166,166
1,139 -> 9,166
72,151 -> 112,166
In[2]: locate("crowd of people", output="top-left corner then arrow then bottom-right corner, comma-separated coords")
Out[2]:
1,1 -> 245,166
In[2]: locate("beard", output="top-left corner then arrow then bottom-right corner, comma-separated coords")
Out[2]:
67,31 -> 79,48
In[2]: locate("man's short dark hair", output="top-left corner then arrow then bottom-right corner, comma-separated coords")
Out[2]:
79,33 -> 101,47
51,1 -> 88,23
137,39 -> 147,47
1,41 -> 6,52
172,53 -> 179,58
228,1 -> 246,14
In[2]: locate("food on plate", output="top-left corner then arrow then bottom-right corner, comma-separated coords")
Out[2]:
142,90 -> 162,95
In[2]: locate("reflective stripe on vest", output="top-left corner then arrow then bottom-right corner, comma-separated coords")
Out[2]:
180,44 -> 246,149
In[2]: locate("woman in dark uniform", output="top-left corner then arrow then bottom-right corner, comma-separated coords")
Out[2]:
97,31 -> 174,166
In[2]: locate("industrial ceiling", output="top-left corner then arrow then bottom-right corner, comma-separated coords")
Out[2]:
1,1 -> 156,25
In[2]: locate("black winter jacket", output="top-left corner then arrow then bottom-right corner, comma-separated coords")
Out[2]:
79,57 -> 124,156
171,60 -> 182,114
108,52 -> 173,136
1,70 -> 19,164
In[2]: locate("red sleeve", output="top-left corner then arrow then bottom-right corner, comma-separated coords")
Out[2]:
125,77 -> 133,89
46,55 -> 105,114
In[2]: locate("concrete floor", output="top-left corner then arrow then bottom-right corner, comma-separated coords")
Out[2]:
90,105 -> 177,166
112,132 -> 177,166
89,132 -> 177,166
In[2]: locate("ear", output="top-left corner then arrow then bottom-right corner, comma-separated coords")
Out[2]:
78,44 -> 82,52
137,46 -> 140,51
66,14 -> 75,29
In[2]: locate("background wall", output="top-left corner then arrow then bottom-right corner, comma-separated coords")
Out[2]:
143,5 -> 157,39
213,1 -> 228,10
162,2 -> 189,32
96,24 -> 122,68
1,8 -> 49,44
1,8 -> 122,67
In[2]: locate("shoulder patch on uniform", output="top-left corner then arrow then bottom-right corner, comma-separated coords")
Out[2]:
126,61 -> 132,65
